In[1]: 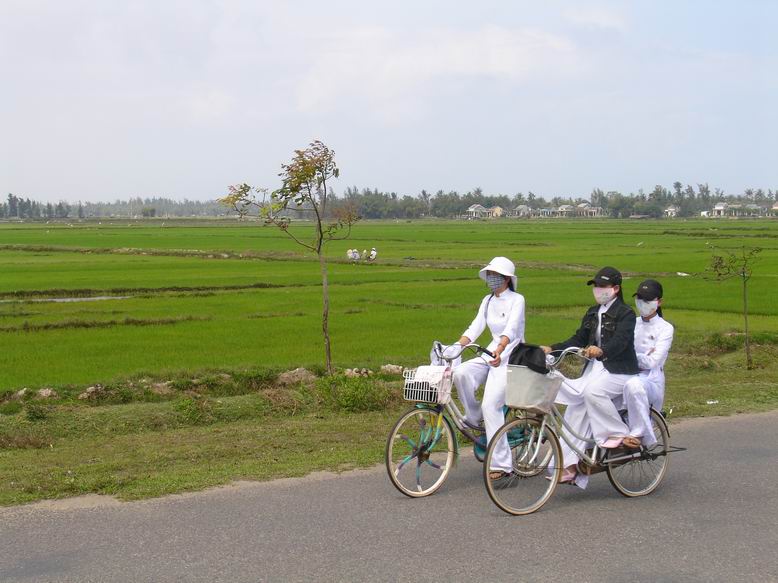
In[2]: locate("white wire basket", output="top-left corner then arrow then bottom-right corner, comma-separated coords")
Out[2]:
402,366 -> 452,405
505,365 -> 564,414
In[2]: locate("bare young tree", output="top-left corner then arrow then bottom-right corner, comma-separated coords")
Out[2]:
220,141 -> 359,374
706,245 -> 762,369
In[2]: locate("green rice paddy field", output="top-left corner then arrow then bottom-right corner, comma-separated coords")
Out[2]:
1,218 -> 777,504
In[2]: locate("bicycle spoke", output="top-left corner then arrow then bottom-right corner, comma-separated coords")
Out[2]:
399,434 -> 417,449
396,453 -> 415,472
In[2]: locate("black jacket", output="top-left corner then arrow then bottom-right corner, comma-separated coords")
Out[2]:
551,298 -> 639,375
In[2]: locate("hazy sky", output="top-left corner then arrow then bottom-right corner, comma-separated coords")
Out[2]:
1,1 -> 776,202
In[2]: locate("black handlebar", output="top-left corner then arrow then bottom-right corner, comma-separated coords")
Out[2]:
477,347 -> 496,358
433,342 -> 496,361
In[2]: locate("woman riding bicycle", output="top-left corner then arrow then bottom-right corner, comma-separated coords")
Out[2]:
451,257 -> 526,482
622,279 -> 674,448
541,266 -> 639,484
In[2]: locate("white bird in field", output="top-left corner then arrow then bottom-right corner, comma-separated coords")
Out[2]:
369,247 -> 377,261
676,272 -> 690,277
636,241 -> 644,247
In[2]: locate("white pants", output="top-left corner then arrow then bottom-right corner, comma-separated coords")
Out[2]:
556,360 -> 634,468
452,359 -> 511,472
623,376 -> 664,447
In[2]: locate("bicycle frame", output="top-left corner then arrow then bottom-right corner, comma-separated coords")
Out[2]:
410,399 -> 483,458
422,341 -> 496,446
543,406 -> 600,467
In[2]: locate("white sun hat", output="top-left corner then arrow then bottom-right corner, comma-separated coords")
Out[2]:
479,256 -> 517,290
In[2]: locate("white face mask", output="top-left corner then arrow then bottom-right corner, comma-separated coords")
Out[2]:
486,273 -> 506,292
593,286 -> 616,305
636,298 -> 659,318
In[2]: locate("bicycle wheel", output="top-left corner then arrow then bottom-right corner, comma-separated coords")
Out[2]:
607,409 -> 670,497
385,407 -> 456,498
483,416 -> 562,515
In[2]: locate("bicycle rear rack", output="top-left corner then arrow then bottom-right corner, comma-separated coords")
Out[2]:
604,444 -> 687,465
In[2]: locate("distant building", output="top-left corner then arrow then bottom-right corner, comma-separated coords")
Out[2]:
709,202 -> 766,218
771,202 -> 778,217
511,204 -> 532,218
576,202 -> 605,217
489,206 -> 504,218
557,204 -> 576,217
464,204 -> 488,219
712,202 -> 729,217
664,206 -> 679,218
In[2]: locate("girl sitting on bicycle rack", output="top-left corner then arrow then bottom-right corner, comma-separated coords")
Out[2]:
541,266 -> 639,484
449,257 -> 526,482
622,279 -> 674,448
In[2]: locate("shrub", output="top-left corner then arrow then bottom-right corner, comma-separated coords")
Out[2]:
707,332 -> 742,353
175,395 -> 218,425
114,385 -> 136,404
231,369 -> 279,390
318,376 -> 394,413
25,403 -> 50,421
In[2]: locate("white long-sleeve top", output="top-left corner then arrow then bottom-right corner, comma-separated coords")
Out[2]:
634,315 -> 674,389
462,290 -> 526,365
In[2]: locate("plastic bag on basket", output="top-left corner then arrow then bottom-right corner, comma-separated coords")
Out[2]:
403,365 -> 452,404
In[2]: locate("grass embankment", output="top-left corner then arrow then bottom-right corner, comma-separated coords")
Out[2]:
0,369 -> 405,505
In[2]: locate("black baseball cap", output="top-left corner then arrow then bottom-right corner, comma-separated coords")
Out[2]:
633,279 -> 663,300
587,266 -> 623,286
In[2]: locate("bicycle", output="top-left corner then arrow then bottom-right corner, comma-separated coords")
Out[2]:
385,342 -> 495,498
483,347 -> 674,515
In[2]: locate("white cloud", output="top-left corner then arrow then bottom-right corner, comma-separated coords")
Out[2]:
293,25 -> 582,119
184,90 -> 236,124
563,6 -> 627,31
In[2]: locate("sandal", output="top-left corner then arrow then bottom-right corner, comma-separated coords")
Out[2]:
622,436 -> 642,449
600,436 -> 624,449
559,467 -> 577,484
545,467 -> 577,484
489,470 -> 509,481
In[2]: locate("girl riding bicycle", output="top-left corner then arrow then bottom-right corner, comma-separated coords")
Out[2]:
542,266 -> 639,484
451,257 -> 526,482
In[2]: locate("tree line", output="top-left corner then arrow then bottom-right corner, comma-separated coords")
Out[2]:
334,183 -> 778,219
0,195 -> 230,219
3,184 -> 777,221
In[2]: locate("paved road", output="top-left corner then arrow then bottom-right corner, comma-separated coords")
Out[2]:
2,411 -> 777,583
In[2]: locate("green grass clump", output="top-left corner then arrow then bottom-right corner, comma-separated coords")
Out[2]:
317,375 -> 395,412
24,403 -> 51,421
0,401 -> 23,416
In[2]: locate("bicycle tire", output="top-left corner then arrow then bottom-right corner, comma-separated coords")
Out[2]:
606,408 -> 670,497
385,406 -> 456,498
483,416 -> 562,515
